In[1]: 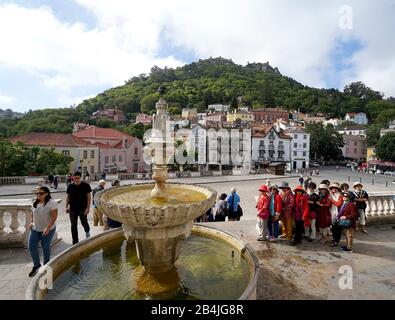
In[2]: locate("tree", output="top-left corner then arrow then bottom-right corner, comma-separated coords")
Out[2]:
344,81 -> 383,101
366,124 -> 382,147
260,81 -> 274,106
376,132 -> 395,162
305,123 -> 344,161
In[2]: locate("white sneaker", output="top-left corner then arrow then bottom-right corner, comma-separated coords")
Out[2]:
86,232 -> 91,239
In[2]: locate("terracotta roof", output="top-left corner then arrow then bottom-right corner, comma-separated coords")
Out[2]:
252,107 -> 288,113
252,126 -> 292,139
73,125 -> 136,141
10,132 -> 95,147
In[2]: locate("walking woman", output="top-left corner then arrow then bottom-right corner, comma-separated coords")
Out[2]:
28,186 -> 58,277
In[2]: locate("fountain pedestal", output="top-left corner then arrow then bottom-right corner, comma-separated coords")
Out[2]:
124,221 -> 193,273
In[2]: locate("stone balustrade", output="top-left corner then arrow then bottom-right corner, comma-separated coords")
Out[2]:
0,199 -> 62,248
0,176 -> 26,185
365,193 -> 395,225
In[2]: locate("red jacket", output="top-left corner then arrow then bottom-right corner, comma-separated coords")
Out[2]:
281,190 -> 295,219
257,194 -> 270,219
294,193 -> 309,223
338,202 -> 358,229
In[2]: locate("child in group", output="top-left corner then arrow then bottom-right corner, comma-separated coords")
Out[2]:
256,185 -> 270,241
292,185 -> 309,246
306,182 -> 319,242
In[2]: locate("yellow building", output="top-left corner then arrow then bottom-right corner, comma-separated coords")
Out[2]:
181,108 -> 198,120
10,132 -> 100,174
367,147 -> 376,161
227,110 -> 254,123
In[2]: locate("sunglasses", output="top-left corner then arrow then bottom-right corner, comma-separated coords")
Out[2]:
35,192 -> 46,195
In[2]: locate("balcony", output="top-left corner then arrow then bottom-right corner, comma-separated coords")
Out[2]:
278,145 -> 284,150
259,146 -> 265,151
268,145 -> 275,150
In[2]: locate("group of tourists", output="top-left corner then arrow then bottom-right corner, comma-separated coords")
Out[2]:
27,171 -> 122,277
197,188 -> 243,223
256,179 -> 369,252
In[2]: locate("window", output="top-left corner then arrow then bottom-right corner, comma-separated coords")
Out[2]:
354,142 -> 357,146
119,155 -> 122,162
105,156 -> 109,164
83,167 -> 87,174
91,166 -> 94,174
135,148 -> 138,155
112,155 -> 116,163
303,135 -> 307,140
303,143 -> 307,148
294,134 -> 298,139
62,150 -> 70,156
269,130 -> 275,139
259,140 -> 265,146
134,163 -> 139,172
354,149 -> 357,153
294,143 -> 298,148
293,151 -> 297,156
83,150 -> 87,159
91,150 -> 95,159
303,152 -> 307,157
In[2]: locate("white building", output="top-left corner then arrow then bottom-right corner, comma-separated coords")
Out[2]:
208,104 -> 229,113
345,112 -> 368,125
287,128 -> 310,170
337,124 -> 367,137
324,118 -> 344,127
380,120 -> 395,137
251,126 -> 292,168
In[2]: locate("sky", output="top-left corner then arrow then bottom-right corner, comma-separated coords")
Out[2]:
0,0 -> 394,112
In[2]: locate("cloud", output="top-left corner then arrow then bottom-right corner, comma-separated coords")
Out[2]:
0,92 -> 16,106
0,0 -> 394,111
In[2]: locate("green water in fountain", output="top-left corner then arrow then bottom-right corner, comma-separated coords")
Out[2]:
46,235 -> 250,300
106,186 -> 208,207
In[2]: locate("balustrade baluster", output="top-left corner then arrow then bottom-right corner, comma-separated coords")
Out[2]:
0,209 -> 6,235
377,199 -> 384,215
370,200 -> 377,216
382,199 -> 390,215
389,199 -> 395,214
10,209 -> 20,234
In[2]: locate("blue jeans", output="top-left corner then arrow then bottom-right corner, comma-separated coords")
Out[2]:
28,228 -> 56,268
268,216 -> 279,238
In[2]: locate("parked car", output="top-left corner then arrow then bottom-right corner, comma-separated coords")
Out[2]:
310,161 -> 320,167
346,162 -> 358,168
384,171 -> 395,176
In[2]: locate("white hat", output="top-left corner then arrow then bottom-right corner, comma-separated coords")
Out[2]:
353,181 -> 363,188
99,179 -> 106,185
318,184 -> 329,190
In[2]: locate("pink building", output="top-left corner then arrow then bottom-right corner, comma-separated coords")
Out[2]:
73,126 -> 144,173
341,134 -> 367,162
136,113 -> 153,125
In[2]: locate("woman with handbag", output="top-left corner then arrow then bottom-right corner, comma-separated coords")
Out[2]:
214,193 -> 228,222
336,192 -> 358,252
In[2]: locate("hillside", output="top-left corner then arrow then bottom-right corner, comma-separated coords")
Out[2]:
0,57 -> 394,141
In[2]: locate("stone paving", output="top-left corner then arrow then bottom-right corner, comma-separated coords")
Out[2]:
0,167 -> 395,300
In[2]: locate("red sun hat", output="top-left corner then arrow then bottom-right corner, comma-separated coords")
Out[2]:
293,185 -> 306,193
258,185 -> 269,192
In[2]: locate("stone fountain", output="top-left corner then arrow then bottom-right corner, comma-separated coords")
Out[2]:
95,87 -> 217,275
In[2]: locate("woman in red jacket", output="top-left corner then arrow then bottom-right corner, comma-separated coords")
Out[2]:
292,185 -> 309,245
337,192 -> 358,252
256,185 -> 270,241
316,184 -> 332,243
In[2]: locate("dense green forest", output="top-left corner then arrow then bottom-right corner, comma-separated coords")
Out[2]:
1,57 -> 394,146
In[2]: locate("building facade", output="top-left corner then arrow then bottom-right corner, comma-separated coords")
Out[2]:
90,108 -> 128,124
337,124 -> 367,137
181,108 -> 198,121
252,108 -> 289,124
208,104 -> 229,113
288,129 -> 310,170
10,132 -> 100,174
227,110 -> 254,123
251,126 -> 292,167
135,113 -> 153,125
73,126 -> 144,173
345,112 -> 368,125
341,134 -> 367,162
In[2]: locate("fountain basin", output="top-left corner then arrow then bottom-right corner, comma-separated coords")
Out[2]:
25,225 -> 259,300
94,182 -> 217,273
95,183 -> 217,228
